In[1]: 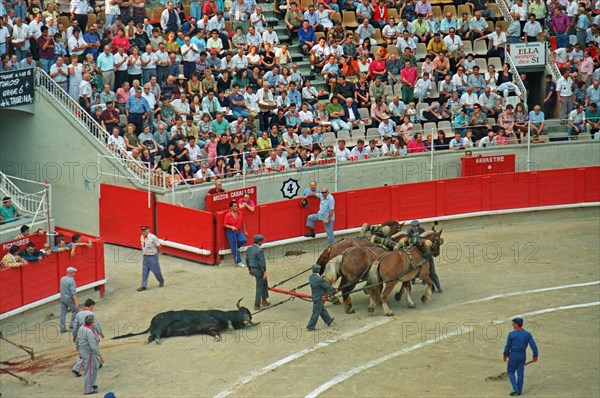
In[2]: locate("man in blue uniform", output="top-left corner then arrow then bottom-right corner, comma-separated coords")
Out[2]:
406,220 -> 442,293
304,186 -> 335,244
306,263 -> 336,331
503,317 -> 539,396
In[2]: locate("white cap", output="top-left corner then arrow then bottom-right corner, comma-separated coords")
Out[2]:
67,267 -> 78,273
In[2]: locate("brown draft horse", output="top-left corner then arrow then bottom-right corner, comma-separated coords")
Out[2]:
323,246 -> 389,314
316,237 -> 373,275
366,228 -> 444,316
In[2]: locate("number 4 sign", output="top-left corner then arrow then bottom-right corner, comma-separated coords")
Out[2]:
281,178 -> 300,199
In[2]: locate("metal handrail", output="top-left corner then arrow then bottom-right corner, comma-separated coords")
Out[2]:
0,171 -> 47,216
35,68 -> 167,190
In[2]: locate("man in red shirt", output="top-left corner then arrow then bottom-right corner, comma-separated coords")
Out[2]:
223,200 -> 248,267
407,132 -> 427,153
207,180 -> 225,195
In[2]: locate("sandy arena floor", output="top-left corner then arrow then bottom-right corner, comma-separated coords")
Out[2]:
1,213 -> 599,398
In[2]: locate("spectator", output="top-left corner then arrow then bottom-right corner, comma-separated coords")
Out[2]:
521,105 -> 545,140
449,131 -> 466,150
1,245 -> 28,268
407,132 -> 427,153
478,130 -> 497,148
19,242 -> 45,262
0,197 -> 19,225
568,104 -> 585,137
585,102 -> 600,134
161,1 -> 182,34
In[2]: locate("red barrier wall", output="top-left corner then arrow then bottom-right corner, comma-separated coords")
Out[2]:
0,230 -> 106,316
98,166 -> 600,266
156,202 -> 215,264
100,184 -> 155,248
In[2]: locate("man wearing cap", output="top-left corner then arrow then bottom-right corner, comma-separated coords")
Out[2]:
72,299 -> 104,377
503,317 -> 539,396
406,220 -> 442,293
304,186 -> 335,244
59,267 -> 79,333
77,315 -> 103,395
246,234 -> 271,310
138,226 -> 165,291
0,197 -> 19,225
306,264 -> 336,331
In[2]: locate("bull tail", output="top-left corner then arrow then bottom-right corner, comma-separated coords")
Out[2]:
111,326 -> 151,340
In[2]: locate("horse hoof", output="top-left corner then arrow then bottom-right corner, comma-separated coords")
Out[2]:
347,309 -> 356,314
394,292 -> 402,302
421,296 -> 428,304
367,307 -> 374,314
408,304 -> 416,309
385,312 -> 394,317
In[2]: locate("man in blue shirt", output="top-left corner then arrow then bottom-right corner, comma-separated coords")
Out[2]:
126,87 -> 151,134
304,186 -> 335,244
96,45 -> 115,91
503,317 -> 539,396
229,84 -> 250,118
82,24 -> 101,59
298,20 -> 316,55
287,81 -> 302,108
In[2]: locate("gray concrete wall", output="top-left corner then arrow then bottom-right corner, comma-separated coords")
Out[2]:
162,141 -> 600,211
0,87 -> 137,235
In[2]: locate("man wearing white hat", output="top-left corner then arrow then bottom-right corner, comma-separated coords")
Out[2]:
60,267 -> 79,333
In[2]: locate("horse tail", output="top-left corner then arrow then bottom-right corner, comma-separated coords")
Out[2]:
112,326 -> 151,340
367,258 -> 382,288
323,255 -> 343,284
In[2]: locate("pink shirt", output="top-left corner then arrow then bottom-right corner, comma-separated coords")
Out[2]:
580,56 -> 594,75
407,140 -> 427,153
401,67 -> 418,86
204,140 -> 218,160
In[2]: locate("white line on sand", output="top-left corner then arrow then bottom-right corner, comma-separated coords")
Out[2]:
305,301 -> 600,398
214,281 -> 599,398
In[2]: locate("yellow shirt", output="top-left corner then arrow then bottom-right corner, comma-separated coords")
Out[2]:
427,39 -> 447,53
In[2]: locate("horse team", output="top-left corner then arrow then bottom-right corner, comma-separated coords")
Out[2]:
316,220 -> 444,316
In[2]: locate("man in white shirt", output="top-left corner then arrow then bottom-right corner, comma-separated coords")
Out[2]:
451,67 -> 468,95
478,130 -> 497,147
28,12 -> 43,39
141,44 -> 158,83
231,48 -> 249,70
79,72 -> 93,113
449,131 -> 466,150
185,136 -> 203,171
161,1 -> 181,34
350,139 -> 368,159
523,13 -> 542,43
265,150 -> 285,171
262,25 -> 279,49
0,20 -> 10,57
568,104 -> 586,136
460,85 -> 478,113
475,24 -> 507,61
50,56 -> 69,91
171,92 -> 191,121
250,6 -> 267,33
68,27 -> 88,59
378,113 -> 396,138
180,36 -> 199,78
108,127 -> 127,154
11,18 -> 32,61
70,0 -> 90,33
556,68 -> 574,124
334,140 -> 351,161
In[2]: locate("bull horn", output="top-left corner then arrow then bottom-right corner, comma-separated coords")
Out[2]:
249,320 -> 261,326
236,298 -> 244,309
438,229 -> 443,238
381,226 -> 391,236
360,223 -> 370,235
398,222 -> 405,229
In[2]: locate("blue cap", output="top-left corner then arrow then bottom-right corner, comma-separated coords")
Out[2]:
253,234 -> 265,244
512,317 -> 523,326
410,220 -> 420,227
104,393 -> 116,398
312,264 -> 321,273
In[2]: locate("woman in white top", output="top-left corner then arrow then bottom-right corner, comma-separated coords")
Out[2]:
301,79 -> 319,109
68,54 -> 84,100
128,46 -> 143,84
485,65 -> 499,90
316,3 -> 334,31
246,45 -> 261,69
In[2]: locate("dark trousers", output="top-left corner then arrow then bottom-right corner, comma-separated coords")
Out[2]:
115,70 -> 128,90
251,268 -> 269,307
307,298 -> 333,329
73,14 -> 89,33
128,112 -> 145,134
428,258 -> 442,292
78,96 -> 90,114
259,111 -> 270,132
183,61 -> 195,79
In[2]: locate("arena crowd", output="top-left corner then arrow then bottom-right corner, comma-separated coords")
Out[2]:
1,0 -> 599,186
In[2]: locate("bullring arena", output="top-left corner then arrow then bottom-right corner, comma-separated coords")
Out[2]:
0,208 -> 598,397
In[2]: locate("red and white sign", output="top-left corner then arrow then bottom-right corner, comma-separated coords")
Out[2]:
205,186 -> 257,213
461,154 -> 516,177
1,232 -> 47,257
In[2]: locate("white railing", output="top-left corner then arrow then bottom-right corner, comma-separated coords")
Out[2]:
35,68 -> 167,190
545,45 -> 562,81
0,171 -> 50,224
505,48 -> 528,103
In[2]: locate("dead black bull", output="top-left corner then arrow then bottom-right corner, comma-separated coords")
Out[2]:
111,299 -> 259,343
